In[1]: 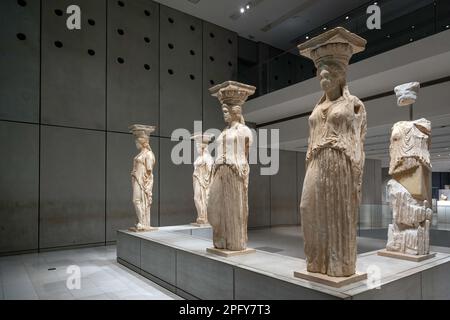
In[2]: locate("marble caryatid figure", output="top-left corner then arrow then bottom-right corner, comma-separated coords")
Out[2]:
191,133 -> 214,226
385,119 -> 432,256
298,27 -> 367,277
129,124 -> 157,232
207,81 -> 256,254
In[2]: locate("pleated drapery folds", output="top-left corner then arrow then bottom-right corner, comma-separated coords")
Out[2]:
301,148 -> 358,277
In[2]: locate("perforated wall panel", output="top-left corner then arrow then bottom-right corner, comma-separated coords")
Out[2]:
107,0 -> 159,133
41,0 -> 106,129
0,0 -> 40,123
202,22 -> 238,131
159,5 -> 202,137
268,52 -> 292,92
0,1 -> 265,253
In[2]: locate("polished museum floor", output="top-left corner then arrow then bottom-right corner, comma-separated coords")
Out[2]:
0,245 -> 181,300
2,226 -> 449,300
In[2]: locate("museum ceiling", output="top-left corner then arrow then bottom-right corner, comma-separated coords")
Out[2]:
153,0 -> 433,51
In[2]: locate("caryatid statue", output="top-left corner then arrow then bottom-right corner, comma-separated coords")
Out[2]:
191,133 -> 214,226
381,82 -> 433,257
298,27 -> 367,278
207,81 -> 256,255
129,124 -> 158,232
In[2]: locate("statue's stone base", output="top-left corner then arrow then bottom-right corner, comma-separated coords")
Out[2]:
377,249 -> 436,262
293,270 -> 367,288
128,226 -> 159,232
117,227 -> 450,299
191,222 -> 210,227
207,247 -> 256,257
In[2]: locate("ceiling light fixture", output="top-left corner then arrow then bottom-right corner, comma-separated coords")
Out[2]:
345,16 -> 350,20
231,1 -> 265,21
305,35 -> 309,39
446,25 -> 450,29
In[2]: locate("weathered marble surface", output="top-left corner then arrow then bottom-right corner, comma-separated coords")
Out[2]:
129,124 -> 157,232
386,118 -> 432,255
207,81 -> 255,251
191,133 -> 213,225
394,82 -> 420,106
298,27 -> 367,277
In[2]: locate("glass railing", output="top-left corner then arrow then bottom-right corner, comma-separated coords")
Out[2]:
358,204 -> 392,232
436,203 -> 450,231
239,0 -> 450,99
163,203 -> 450,247
358,203 -> 450,248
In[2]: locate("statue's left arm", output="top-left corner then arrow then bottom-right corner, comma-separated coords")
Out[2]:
352,96 -> 367,197
243,126 -> 253,161
145,152 -> 155,174
353,97 -> 367,169
144,152 -> 155,196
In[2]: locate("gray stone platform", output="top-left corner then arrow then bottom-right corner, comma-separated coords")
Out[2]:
117,226 -> 450,300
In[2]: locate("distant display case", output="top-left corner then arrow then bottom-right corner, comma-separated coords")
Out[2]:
437,197 -> 450,224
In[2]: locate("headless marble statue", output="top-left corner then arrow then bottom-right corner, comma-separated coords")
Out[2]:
386,119 -> 432,255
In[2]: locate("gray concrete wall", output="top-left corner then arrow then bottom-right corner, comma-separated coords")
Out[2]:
0,0 -> 40,123
248,150 -> 305,228
0,0 -> 240,254
248,162 -> 271,228
362,158 -> 383,205
252,153 -> 382,228
0,122 -> 39,254
0,0 -> 384,254
270,150 -> 298,226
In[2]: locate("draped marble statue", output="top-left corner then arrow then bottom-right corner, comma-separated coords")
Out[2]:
191,133 -> 214,226
207,81 -> 256,256
385,119 -> 433,256
129,124 -> 158,232
298,27 -> 367,277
